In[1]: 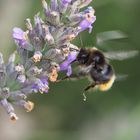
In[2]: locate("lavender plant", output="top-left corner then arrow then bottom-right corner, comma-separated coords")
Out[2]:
0,0 -> 96,121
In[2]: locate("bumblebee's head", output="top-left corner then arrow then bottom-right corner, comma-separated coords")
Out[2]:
77,48 -> 90,65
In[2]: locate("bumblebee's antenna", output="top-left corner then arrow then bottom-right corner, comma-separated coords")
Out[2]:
69,48 -> 80,52
79,35 -> 84,47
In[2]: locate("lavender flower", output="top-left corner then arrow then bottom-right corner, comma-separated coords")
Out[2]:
60,51 -> 78,76
0,0 -> 96,120
13,28 -> 33,51
13,28 -> 28,46
78,7 -> 96,33
32,78 -> 49,94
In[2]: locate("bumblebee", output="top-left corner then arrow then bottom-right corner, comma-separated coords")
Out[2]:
76,47 -> 116,91
60,46 -> 138,100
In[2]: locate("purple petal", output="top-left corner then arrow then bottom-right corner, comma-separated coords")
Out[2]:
66,65 -> 72,76
60,51 -> 77,71
67,51 -> 77,62
79,16 -> 96,33
13,27 -> 29,47
13,27 -> 24,34
78,7 -> 96,33
51,0 -> 58,11
13,28 -> 24,39
60,61 -> 69,71
32,78 -> 49,94
88,25 -> 93,33
61,0 -> 72,4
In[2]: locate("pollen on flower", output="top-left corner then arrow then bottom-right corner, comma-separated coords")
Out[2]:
23,31 -> 29,40
25,18 -> 32,30
24,101 -> 34,112
15,64 -> 25,73
19,94 -> 27,100
67,34 -> 76,41
31,66 -> 43,75
39,85 -> 49,94
62,47 -> 70,57
32,51 -> 42,63
51,11 -> 57,17
45,34 -> 54,44
49,67 -> 58,82
85,8 -> 95,21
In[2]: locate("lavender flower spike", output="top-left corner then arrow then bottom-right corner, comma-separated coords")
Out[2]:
0,0 -> 98,120
78,6 -> 96,33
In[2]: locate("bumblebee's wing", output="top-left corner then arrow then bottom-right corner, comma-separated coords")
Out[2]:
96,30 -> 127,46
104,50 -> 139,61
115,74 -> 128,81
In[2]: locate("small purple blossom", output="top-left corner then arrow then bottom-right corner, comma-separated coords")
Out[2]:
13,27 -> 28,47
61,0 -> 72,5
78,7 -> 96,33
32,78 -> 49,94
59,0 -> 72,13
51,0 -> 58,11
34,14 -> 43,37
17,74 -> 26,83
60,51 -> 78,76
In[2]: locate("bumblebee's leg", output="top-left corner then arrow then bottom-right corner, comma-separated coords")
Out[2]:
84,83 -> 96,91
83,83 -> 96,101
57,73 -> 82,82
57,70 -> 88,82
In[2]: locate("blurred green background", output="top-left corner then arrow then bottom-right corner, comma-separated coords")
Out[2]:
0,0 -> 140,140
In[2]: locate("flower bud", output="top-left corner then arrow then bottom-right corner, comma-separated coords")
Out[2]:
24,101 -> 34,112
32,51 -> 42,63
49,67 -> 59,82
15,64 -> 25,74
1,87 -> 10,99
17,74 -> 26,83
9,112 -> 19,122
25,18 -> 32,30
